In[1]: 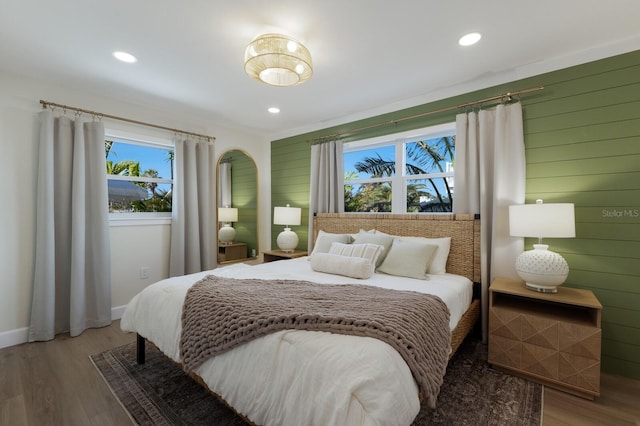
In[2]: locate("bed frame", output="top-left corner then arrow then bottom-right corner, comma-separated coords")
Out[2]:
313,212 -> 481,357
133,213 -> 481,424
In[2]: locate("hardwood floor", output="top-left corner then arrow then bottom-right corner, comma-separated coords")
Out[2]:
0,321 -> 134,426
543,374 -> 640,426
0,321 -> 638,425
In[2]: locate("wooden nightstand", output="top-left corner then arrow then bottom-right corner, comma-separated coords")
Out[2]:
262,249 -> 308,263
488,277 -> 602,399
218,242 -> 247,263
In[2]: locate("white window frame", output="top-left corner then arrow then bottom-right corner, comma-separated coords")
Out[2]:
343,122 -> 455,214
105,129 -> 174,226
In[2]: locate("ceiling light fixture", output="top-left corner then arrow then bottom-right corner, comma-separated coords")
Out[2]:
112,51 -> 137,63
268,107 -> 280,114
458,32 -> 482,46
244,33 -> 312,87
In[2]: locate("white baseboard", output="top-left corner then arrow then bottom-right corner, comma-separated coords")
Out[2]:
0,327 -> 29,349
111,305 -> 127,321
0,305 -> 128,349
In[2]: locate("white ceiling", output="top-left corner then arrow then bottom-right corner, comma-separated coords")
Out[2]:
2,1 -> 640,140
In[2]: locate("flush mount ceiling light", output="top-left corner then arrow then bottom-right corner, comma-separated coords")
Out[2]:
458,32 -> 482,46
244,33 -> 312,87
268,107 -> 280,114
112,51 -> 137,63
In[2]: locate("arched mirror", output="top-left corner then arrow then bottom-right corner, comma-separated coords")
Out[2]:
216,150 -> 258,263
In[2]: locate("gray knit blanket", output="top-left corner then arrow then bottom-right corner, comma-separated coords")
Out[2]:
180,275 -> 451,408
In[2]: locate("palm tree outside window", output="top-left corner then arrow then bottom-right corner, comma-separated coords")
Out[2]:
343,123 -> 455,213
105,136 -> 174,213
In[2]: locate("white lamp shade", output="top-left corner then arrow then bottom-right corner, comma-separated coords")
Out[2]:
218,207 -> 238,223
509,202 -> 575,239
509,200 -> 575,293
273,205 -> 301,226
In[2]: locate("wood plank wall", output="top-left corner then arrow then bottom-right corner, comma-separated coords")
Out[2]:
523,53 -> 640,379
271,139 -> 312,249
271,50 -> 640,379
226,151 -> 258,257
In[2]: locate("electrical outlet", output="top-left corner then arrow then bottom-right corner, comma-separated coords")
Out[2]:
139,267 -> 149,280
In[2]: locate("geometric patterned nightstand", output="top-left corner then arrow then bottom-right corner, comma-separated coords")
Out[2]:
489,277 -> 602,399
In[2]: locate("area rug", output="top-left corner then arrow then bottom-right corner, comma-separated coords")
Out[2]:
91,337 -> 542,425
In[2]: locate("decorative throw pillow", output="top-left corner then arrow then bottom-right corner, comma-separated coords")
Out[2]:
350,228 -> 375,241
328,242 -> 384,266
352,231 -> 395,267
377,238 -> 439,279
397,236 -> 451,274
309,231 -> 353,259
310,253 -> 375,279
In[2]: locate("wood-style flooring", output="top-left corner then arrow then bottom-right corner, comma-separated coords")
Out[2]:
0,321 -> 638,425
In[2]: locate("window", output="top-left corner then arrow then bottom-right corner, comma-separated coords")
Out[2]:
105,132 -> 174,218
343,123 -> 455,213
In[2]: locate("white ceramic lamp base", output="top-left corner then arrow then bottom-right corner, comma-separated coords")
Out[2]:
218,224 -> 236,245
515,244 -> 569,293
276,228 -> 298,253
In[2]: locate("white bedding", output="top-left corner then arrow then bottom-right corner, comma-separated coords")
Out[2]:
121,257 -> 472,426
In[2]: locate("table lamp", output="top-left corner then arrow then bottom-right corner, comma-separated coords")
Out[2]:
509,199 -> 575,293
218,207 -> 238,244
273,204 -> 301,252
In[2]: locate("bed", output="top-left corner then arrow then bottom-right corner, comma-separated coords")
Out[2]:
121,213 -> 481,425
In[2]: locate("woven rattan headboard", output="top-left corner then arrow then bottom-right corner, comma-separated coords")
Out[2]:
313,213 -> 480,283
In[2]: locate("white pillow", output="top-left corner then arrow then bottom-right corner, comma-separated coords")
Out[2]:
310,231 -> 353,259
377,238 -> 438,279
397,236 -> 451,274
310,253 -> 374,279
328,242 -> 384,266
352,231 -> 394,267
350,228 -> 374,241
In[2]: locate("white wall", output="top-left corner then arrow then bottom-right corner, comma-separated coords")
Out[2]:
0,71 -> 271,347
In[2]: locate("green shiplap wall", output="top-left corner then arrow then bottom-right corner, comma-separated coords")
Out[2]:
271,139 -> 311,249
223,151 -> 258,257
522,52 -> 640,380
271,49 -> 640,380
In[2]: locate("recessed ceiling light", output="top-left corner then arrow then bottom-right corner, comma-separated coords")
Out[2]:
112,51 -> 137,63
268,107 -> 280,114
458,32 -> 482,47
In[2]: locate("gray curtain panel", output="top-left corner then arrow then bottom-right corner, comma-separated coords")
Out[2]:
308,140 -> 344,251
169,138 -> 216,276
218,162 -> 232,208
29,110 -> 111,341
453,102 -> 526,342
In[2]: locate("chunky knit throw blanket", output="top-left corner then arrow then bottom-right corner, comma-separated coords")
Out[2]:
180,275 -> 451,408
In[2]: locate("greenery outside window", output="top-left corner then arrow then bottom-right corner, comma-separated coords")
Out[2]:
105,132 -> 174,220
343,122 -> 455,213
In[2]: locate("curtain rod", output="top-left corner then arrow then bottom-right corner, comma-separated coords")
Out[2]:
39,100 -> 216,142
308,85 -> 544,144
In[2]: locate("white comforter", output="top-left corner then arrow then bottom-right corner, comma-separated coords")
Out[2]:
120,257 -> 472,426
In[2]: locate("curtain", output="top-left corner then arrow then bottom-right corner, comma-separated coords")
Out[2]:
29,110 -> 111,341
308,141 -> 344,251
453,102 -> 525,341
169,138 -> 216,276
218,162 -> 232,207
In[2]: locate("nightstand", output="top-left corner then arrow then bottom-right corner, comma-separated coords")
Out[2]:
488,277 -> 602,399
262,249 -> 308,263
218,242 -> 247,263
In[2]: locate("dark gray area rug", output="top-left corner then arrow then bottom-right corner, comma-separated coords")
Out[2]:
91,337 -> 541,425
